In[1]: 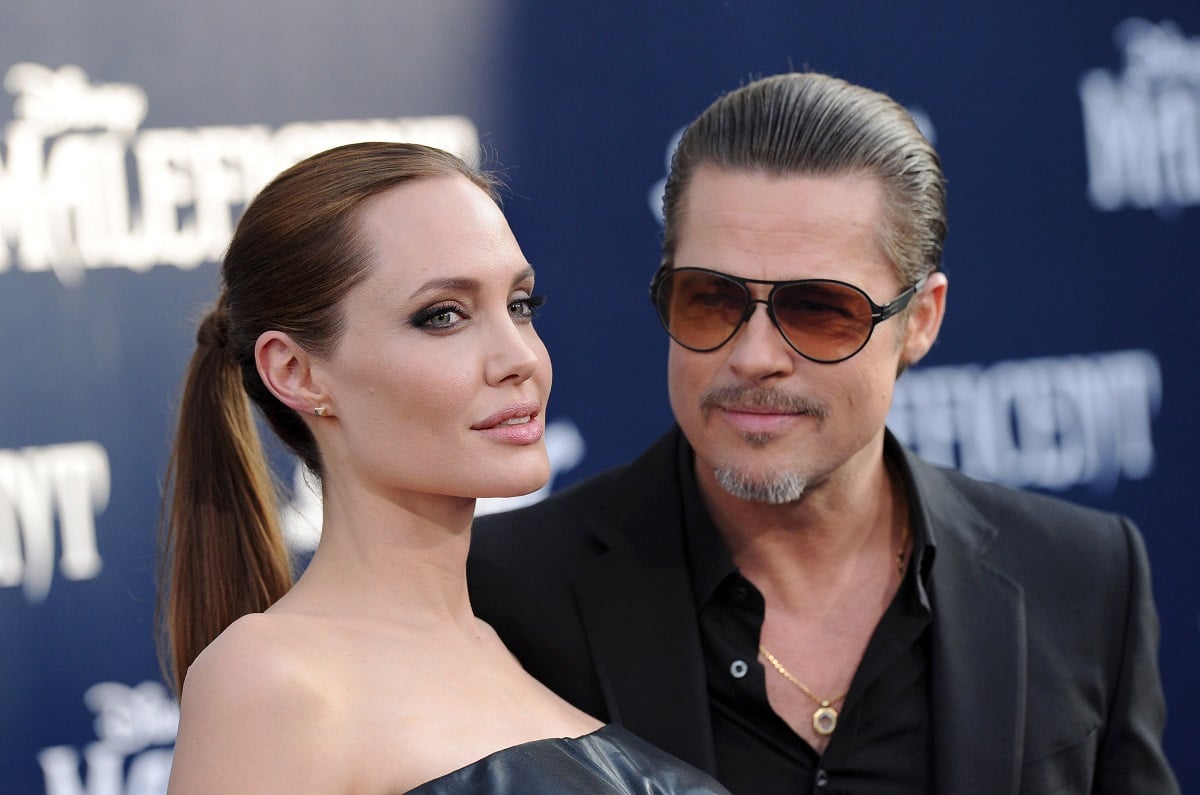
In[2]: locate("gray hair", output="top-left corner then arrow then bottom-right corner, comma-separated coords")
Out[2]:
660,72 -> 947,286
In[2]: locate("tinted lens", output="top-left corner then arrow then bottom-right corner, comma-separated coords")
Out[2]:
654,270 -> 879,361
655,269 -> 748,350
773,281 -> 874,362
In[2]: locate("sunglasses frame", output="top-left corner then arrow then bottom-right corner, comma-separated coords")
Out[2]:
649,266 -> 928,364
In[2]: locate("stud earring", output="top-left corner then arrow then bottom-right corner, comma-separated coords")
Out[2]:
313,406 -> 328,418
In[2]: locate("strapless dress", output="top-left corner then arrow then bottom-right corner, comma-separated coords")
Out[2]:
405,723 -> 730,793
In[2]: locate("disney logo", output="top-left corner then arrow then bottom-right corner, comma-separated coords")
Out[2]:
5,62 -> 148,135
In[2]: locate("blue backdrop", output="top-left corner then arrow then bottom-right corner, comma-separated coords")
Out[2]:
2,2 -> 1196,793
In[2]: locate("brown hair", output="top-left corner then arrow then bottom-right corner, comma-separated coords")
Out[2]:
159,142 -> 499,694
661,72 -> 947,287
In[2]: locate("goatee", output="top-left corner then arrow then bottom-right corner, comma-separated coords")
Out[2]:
713,467 -> 807,504
700,385 -> 825,503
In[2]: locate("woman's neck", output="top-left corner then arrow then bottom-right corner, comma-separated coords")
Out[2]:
273,480 -> 481,634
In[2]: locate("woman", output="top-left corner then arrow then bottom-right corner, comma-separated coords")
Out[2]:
160,142 -> 728,794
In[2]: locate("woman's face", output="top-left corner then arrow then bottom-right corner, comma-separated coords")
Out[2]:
313,174 -> 552,502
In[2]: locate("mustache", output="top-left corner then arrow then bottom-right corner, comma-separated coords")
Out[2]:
699,385 -> 829,421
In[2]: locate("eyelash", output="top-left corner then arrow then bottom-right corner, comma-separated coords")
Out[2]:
410,302 -> 465,330
511,294 -> 547,321
410,294 -> 546,331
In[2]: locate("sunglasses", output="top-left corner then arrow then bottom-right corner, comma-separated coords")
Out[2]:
649,266 -> 926,364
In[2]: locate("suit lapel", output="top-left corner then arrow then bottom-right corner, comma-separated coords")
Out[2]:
575,545 -> 716,772
572,429 -> 717,773
905,451 -> 1026,795
567,432 -> 1030,788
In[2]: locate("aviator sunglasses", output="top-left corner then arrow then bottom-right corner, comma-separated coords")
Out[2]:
649,266 -> 928,364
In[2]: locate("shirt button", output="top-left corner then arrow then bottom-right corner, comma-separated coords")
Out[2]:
729,659 -> 748,678
731,583 -> 750,602
815,769 -> 830,788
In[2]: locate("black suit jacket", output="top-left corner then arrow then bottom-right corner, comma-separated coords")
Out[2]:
468,427 -> 1178,794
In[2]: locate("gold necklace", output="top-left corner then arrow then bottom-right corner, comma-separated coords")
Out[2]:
759,524 -> 911,737
759,645 -> 848,736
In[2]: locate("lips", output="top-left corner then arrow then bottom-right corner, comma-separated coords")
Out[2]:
718,405 -> 808,435
498,415 -> 531,426
720,404 -> 803,415
472,400 -> 545,444
471,400 -> 542,430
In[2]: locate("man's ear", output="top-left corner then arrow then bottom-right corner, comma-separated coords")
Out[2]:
255,330 -> 330,416
900,271 -> 948,367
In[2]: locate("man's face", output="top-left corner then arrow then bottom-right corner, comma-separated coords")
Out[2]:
666,165 -> 941,504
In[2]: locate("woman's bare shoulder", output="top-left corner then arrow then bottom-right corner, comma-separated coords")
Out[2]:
168,613 -> 348,794
181,613 -> 332,711
190,611 -> 322,677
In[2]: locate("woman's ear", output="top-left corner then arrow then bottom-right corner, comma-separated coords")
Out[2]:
255,331 -> 330,416
900,271 -> 948,368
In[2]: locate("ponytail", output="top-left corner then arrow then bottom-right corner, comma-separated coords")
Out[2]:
159,299 -> 292,696
155,141 -> 501,695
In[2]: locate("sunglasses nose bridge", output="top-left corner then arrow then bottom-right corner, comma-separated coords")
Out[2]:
733,296 -> 787,343
743,296 -> 770,314
735,295 -> 770,328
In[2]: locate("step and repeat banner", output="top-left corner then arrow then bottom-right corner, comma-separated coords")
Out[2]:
2,2 -> 1197,792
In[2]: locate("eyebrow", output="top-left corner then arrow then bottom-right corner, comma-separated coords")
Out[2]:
408,265 -> 536,300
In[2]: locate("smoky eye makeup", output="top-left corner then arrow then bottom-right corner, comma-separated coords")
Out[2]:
409,301 -> 468,330
509,293 -> 547,320
405,267 -> 540,331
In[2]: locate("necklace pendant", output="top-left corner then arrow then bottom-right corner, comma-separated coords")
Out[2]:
812,704 -> 838,736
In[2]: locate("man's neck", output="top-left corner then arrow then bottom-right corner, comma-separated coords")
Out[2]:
696,450 -> 907,608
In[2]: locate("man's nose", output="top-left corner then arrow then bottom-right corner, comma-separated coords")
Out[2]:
726,299 -> 794,378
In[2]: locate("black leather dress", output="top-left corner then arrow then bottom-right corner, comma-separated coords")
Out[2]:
405,724 -> 730,793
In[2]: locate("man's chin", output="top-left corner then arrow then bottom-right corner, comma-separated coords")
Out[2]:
712,465 -> 808,505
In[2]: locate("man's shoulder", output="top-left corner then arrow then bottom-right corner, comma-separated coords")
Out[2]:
469,427 -> 685,578
914,451 -> 1127,528
473,427 -> 682,539
905,448 -> 1139,572
475,462 -> 625,532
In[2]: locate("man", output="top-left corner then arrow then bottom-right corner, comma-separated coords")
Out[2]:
468,73 -> 1178,794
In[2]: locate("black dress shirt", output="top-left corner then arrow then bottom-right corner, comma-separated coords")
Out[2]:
678,441 -> 936,794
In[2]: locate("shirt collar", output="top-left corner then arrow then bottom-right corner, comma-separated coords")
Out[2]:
883,430 -> 938,598
676,433 -> 739,610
